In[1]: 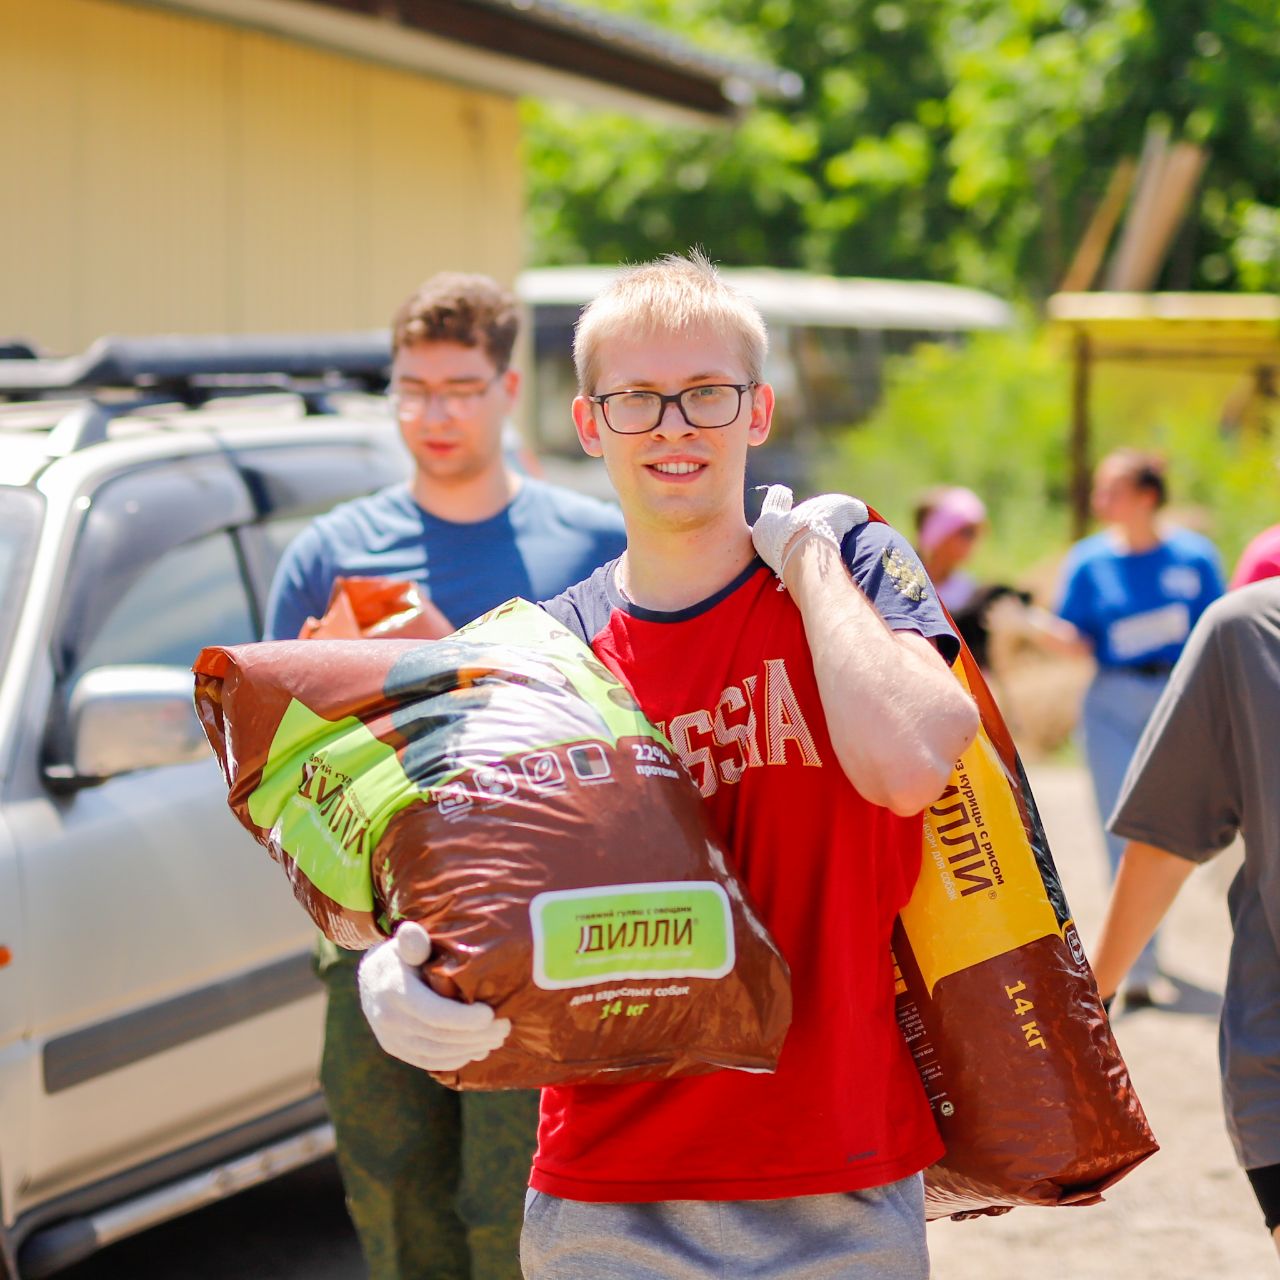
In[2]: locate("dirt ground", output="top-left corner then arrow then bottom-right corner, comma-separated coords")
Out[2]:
926,762 -> 1275,1279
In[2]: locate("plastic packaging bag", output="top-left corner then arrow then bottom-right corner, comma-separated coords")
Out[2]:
298,575 -> 453,641
194,598 -> 791,1090
879,506 -> 1159,1218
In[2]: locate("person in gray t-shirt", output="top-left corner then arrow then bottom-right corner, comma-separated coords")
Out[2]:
1089,578 -> 1280,1255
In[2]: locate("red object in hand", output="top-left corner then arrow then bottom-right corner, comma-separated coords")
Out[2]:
299,577 -> 453,641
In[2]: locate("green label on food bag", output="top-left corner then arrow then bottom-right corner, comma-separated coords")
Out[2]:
530,881 -> 734,989
247,699 -> 416,911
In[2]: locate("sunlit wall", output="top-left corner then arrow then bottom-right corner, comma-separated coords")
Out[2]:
1,0 -> 525,353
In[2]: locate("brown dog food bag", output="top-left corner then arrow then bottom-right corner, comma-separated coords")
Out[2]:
879,510 -> 1158,1217
193,598 -> 791,1090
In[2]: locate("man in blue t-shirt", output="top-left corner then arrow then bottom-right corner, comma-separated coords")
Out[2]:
265,272 -> 625,1280
1053,448 -> 1223,1006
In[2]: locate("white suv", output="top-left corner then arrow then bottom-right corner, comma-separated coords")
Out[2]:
0,337 -> 408,1277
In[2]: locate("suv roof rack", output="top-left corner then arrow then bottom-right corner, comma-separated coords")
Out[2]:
0,332 -> 392,399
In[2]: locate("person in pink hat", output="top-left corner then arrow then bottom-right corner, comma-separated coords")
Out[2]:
913,485 -> 989,614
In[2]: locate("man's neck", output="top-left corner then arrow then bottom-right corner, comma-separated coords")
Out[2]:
618,515 -> 758,613
409,465 -> 521,524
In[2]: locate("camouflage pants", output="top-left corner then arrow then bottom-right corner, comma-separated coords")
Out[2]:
318,942 -> 540,1280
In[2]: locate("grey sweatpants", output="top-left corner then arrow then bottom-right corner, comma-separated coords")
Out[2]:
520,1176 -> 929,1279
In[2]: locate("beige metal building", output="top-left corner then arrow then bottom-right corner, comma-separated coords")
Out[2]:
1,0 -> 791,353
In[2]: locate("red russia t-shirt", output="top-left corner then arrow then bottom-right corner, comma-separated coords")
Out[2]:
533,526 -> 956,1202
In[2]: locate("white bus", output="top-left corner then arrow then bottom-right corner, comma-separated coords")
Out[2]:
518,266 -> 1012,483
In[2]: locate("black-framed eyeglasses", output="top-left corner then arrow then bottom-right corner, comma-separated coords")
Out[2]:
588,383 -> 757,434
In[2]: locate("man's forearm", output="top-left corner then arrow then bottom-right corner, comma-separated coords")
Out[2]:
784,534 -> 978,816
1090,841 -> 1197,999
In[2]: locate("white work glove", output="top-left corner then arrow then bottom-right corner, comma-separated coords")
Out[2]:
357,921 -> 511,1072
751,484 -> 869,579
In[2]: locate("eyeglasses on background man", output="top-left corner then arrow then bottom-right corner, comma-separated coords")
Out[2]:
392,373 -> 501,420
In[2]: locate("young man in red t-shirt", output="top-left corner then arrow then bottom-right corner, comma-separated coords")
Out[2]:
358,252 -> 979,1277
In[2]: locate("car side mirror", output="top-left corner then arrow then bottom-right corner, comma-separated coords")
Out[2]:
45,665 -> 211,791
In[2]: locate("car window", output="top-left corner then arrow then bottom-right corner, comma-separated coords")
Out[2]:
72,531 -> 255,677
236,439 -> 404,522
55,457 -> 256,678
0,487 -> 43,677
259,514 -> 319,585
232,438 -> 406,615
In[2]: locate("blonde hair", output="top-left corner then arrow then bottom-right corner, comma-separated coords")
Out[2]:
572,250 -> 768,393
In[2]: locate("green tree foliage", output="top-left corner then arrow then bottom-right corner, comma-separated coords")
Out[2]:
823,328 -> 1278,583
942,0 -> 1280,294
524,0 -> 1280,295
525,0 -> 959,278
824,329 -> 1075,580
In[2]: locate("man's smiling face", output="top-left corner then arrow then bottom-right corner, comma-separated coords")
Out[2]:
572,324 -> 774,535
